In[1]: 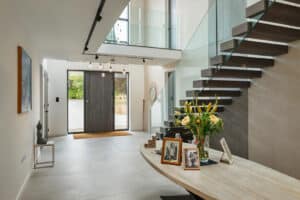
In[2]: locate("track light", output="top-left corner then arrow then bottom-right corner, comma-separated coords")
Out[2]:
96,15 -> 102,22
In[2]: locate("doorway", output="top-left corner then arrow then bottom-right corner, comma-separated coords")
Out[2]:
67,70 -> 129,133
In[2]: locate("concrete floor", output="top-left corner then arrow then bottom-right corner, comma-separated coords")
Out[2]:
21,132 -> 188,200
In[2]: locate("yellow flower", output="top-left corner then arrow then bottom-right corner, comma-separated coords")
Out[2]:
196,119 -> 201,124
211,104 -> 218,113
174,111 -> 181,116
210,114 -> 220,124
206,102 -> 212,112
188,106 -> 193,113
181,116 -> 190,126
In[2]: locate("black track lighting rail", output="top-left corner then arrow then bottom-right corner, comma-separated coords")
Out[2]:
83,0 -> 106,54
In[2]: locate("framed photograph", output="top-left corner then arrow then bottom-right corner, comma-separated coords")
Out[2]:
220,138 -> 233,164
161,137 -> 182,165
184,148 -> 200,170
17,46 -> 32,113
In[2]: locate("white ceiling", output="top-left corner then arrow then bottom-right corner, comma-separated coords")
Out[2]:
11,0 -> 129,61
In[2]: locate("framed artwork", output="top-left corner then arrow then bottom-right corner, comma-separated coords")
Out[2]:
17,46 -> 32,113
183,148 -> 200,170
161,137 -> 182,166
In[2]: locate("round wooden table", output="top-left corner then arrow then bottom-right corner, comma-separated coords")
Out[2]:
141,141 -> 300,200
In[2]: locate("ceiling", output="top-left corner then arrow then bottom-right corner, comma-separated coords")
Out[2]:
10,0 -> 130,61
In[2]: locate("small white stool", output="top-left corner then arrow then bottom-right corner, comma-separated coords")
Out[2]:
33,141 -> 55,169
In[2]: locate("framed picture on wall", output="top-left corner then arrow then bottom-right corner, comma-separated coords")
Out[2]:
161,137 -> 182,165
17,46 -> 32,113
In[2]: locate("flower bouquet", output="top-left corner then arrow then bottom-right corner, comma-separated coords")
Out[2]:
175,99 -> 224,163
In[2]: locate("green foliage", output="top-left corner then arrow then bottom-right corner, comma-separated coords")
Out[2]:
114,77 -> 127,96
68,74 -> 84,99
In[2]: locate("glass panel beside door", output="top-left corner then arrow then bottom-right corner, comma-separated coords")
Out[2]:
68,71 -> 84,133
114,73 -> 129,130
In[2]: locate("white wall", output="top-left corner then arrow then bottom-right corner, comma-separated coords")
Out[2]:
46,59 -> 145,136
143,65 -> 175,132
0,2 -> 40,199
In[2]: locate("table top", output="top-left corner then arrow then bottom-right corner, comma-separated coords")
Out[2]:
140,141 -> 300,200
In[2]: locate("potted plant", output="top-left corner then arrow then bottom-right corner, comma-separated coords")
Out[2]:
175,99 -> 224,164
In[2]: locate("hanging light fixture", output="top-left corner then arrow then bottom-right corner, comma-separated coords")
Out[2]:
98,63 -> 104,70
109,58 -> 114,73
88,61 -> 93,68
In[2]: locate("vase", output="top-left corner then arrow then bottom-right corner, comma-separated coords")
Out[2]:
196,136 -> 209,164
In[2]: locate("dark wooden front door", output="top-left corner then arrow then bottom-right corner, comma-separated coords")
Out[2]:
84,72 -> 114,132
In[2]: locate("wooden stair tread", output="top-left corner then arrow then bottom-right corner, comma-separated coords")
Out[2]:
193,79 -> 251,88
202,68 -> 262,79
164,121 -> 175,127
233,22 -> 300,43
177,106 -> 225,113
186,89 -> 242,97
221,39 -> 289,56
285,0 -> 300,4
179,98 -> 233,106
211,55 -> 274,68
247,1 -> 300,27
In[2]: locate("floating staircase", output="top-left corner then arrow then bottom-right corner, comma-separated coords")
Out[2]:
160,0 -> 300,141
175,0 -> 300,126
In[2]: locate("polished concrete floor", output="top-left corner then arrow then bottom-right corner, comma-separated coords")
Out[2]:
21,132 -> 188,200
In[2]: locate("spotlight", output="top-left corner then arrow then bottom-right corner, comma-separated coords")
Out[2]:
122,68 -> 126,75
96,15 -> 102,22
95,55 -> 99,60
142,58 -> 146,63
84,46 -> 89,51
88,62 -> 92,68
109,65 -> 113,73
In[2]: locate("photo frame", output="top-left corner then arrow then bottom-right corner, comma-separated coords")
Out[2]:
183,148 -> 200,170
161,137 -> 182,166
17,46 -> 32,113
220,138 -> 233,164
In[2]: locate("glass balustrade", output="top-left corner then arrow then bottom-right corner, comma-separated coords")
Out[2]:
105,3 -> 180,49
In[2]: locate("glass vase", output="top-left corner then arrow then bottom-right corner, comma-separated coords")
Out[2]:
197,136 -> 209,164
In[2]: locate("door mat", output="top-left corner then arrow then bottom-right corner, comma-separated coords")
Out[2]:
73,131 -> 131,140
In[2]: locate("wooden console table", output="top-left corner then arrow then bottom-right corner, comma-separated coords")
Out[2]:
140,141 -> 300,200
